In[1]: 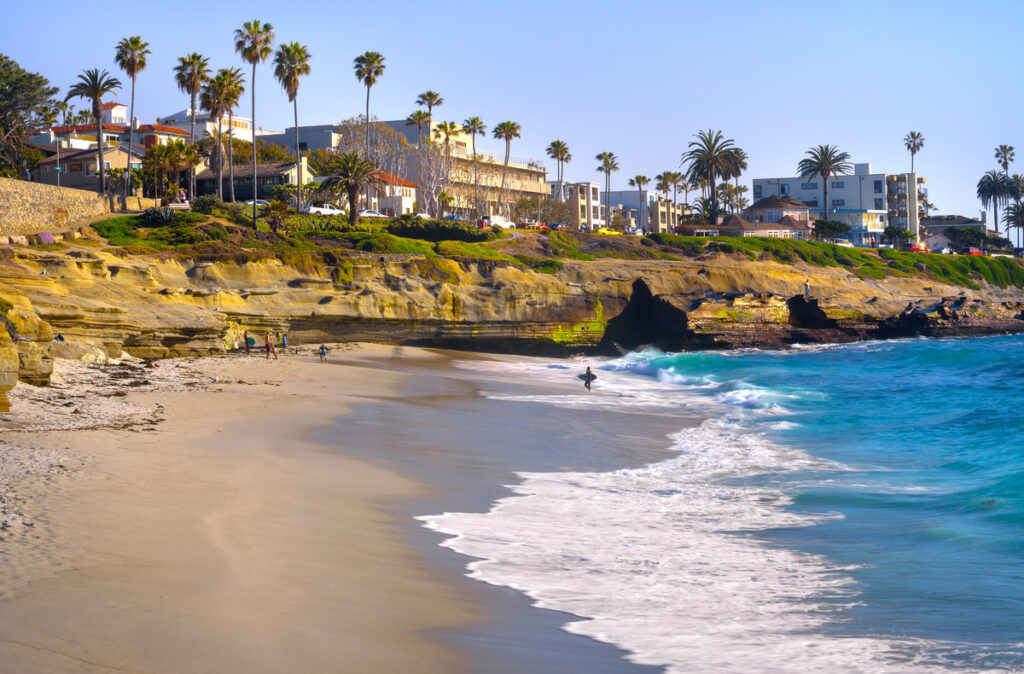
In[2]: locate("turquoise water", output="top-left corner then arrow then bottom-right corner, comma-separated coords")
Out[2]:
618,335 -> 1024,669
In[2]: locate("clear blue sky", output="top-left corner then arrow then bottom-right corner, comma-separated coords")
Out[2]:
4,0 -> 1021,217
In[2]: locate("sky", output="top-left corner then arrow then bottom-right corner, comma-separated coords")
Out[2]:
3,0 -> 1022,218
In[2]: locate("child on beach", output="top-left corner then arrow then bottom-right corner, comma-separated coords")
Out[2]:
265,332 -> 278,360
319,344 -> 327,362
281,332 -> 288,353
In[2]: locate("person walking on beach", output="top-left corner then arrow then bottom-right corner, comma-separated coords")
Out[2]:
804,279 -> 811,298
243,331 -> 251,354
281,332 -> 288,353
265,332 -> 278,360
319,344 -> 328,362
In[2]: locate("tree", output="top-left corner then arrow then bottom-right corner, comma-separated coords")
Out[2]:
726,147 -> 748,214
882,224 -> 914,248
143,143 -> 172,199
797,144 -> 852,223
220,68 -> 245,202
200,70 -> 230,199
405,110 -> 430,145
0,55 -> 58,177
546,140 -> 572,204
813,219 -> 852,241
66,69 -> 121,193
904,131 -> 924,173
265,200 -> 289,233
628,175 -> 650,232
595,151 -> 619,228
681,129 -> 736,225
1004,202 -> 1024,250
436,190 -> 454,218
995,144 -> 1015,173
433,120 -> 460,162
173,53 -> 210,199
462,116 -> 486,216
234,19 -> 276,224
512,196 -> 571,225
492,121 -> 521,215
320,152 -> 383,226
274,42 -> 311,209
977,169 -> 1013,233
114,36 -> 150,202
353,51 -> 386,151
942,226 -> 984,251
416,91 -> 444,125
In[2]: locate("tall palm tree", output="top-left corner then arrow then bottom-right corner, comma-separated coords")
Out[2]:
492,121 -> 521,215
727,147 -> 748,214
220,68 -> 245,203
995,144 -> 1015,173
173,53 -> 210,199
353,51 -> 386,151
628,175 -> 650,232
416,90 -> 444,126
66,69 -> 122,193
406,110 -> 430,145
321,152 -> 383,226
433,121 -> 460,161
596,151 -> 619,228
546,140 -> 572,203
143,143 -> 173,199
234,19 -> 276,224
797,144 -> 852,223
904,131 -> 924,173
54,100 -> 70,126
656,172 -> 676,228
681,129 -> 736,224
462,116 -> 486,215
1004,202 -> 1024,249
977,169 -> 1013,233
114,36 -> 150,203
200,71 -> 230,199
274,42 -> 312,209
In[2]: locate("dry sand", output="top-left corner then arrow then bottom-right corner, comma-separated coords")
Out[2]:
0,344 -> 475,673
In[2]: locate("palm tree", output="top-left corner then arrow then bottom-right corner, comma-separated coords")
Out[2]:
462,116 -> 486,215
628,175 -> 650,232
681,129 -> 736,224
904,131 -> 924,173
726,148 -> 748,214
797,144 -> 852,223
321,152 -> 383,226
66,69 -> 122,193
977,169 -> 1013,233
220,68 -> 245,203
234,19 -> 276,224
200,71 -> 230,199
143,143 -> 173,199
54,100 -> 70,126
173,53 -> 210,199
492,121 -> 521,215
114,36 -> 150,202
416,90 -> 444,125
546,140 -> 572,203
406,110 -> 430,145
274,42 -> 312,209
353,51 -> 386,151
995,144 -> 1015,173
433,121 -> 460,161
596,151 -> 619,228
436,191 -> 454,218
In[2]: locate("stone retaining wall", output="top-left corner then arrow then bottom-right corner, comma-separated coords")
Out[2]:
0,177 -> 111,235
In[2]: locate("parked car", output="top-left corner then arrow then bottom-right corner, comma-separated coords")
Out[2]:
968,247 -> 984,256
938,247 -> 955,255
908,245 -> 931,253
357,209 -> 387,219
833,239 -> 855,248
242,199 -> 270,208
413,212 -> 431,219
595,227 -> 622,236
480,216 -> 515,229
303,203 -> 345,216
547,223 -> 565,230
441,214 -> 469,222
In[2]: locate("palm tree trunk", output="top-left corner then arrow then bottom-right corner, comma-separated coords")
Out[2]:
294,98 -> 302,210
217,118 -> 224,200
228,112 -> 236,202
557,160 -> 564,204
472,133 -> 480,216
710,176 -> 718,224
251,63 -> 257,227
189,91 -> 197,200
605,172 -> 610,229
499,140 -> 510,216
126,74 -> 136,209
672,186 -> 678,229
94,102 -> 105,194
364,86 -> 370,152
348,187 -> 358,227
911,152 -> 914,174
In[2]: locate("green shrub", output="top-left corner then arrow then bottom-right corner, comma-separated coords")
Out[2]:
177,212 -> 210,224
341,232 -> 437,256
436,240 -> 517,261
0,296 -> 11,316
142,206 -> 177,226
93,215 -> 145,246
192,195 -> 223,214
386,215 -> 490,243
645,233 -> 706,256
545,231 -> 596,260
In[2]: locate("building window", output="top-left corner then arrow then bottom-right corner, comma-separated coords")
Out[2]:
753,185 -> 762,199
592,205 -> 599,219
874,180 -> 883,193
805,200 -> 818,207
801,182 -> 818,190
832,181 -> 844,188
832,199 -> 845,207
592,187 -> 598,200
874,198 -> 884,210
780,183 -> 790,194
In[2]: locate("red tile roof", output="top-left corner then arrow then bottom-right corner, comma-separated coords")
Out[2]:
49,123 -> 189,136
137,124 -> 189,135
101,102 -> 125,109
378,170 -> 417,188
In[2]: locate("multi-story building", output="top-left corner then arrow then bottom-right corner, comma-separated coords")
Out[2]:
261,125 -> 342,154
549,181 -> 605,230
160,107 -> 281,140
383,120 -> 547,217
752,163 -> 928,244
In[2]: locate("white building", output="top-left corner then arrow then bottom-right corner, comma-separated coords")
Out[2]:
549,181 -> 605,230
752,163 -> 927,245
261,125 -> 342,154
605,189 -> 665,233
160,107 -> 280,141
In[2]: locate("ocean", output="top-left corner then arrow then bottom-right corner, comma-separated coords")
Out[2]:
420,335 -> 1024,673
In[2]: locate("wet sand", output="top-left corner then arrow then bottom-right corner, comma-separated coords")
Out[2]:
0,345 -> 475,673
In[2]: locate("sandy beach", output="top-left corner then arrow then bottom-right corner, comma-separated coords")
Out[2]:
0,345 -> 476,673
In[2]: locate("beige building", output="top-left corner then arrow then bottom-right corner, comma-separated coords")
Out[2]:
550,181 -> 605,230
34,144 -> 145,191
385,120 -> 547,217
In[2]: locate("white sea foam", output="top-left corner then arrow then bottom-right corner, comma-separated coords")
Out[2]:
420,413 -> 963,673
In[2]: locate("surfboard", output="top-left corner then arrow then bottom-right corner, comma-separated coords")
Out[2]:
246,337 -> 256,346
577,373 -> 598,382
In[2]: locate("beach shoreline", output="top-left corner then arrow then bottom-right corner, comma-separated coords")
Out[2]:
0,345 -> 478,673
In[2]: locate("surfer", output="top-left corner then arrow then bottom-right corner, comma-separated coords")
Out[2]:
580,366 -> 596,391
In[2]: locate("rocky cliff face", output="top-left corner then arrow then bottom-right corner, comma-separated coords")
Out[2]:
0,243 -> 1021,408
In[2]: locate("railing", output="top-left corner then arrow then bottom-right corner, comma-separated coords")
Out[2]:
454,148 -> 546,170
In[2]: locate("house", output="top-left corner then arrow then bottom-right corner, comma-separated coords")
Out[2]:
549,181 -> 605,230
33,144 -> 145,191
374,171 -> 418,216
160,107 -> 281,140
36,123 -> 190,150
261,125 -> 342,154
195,157 -> 311,201
715,214 -> 812,240
921,215 -> 987,251
743,195 -> 811,223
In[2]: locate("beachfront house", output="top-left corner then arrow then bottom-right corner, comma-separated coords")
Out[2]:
33,144 -> 145,191
195,157 -> 311,201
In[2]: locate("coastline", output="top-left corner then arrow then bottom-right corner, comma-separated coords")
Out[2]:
0,345 -> 476,673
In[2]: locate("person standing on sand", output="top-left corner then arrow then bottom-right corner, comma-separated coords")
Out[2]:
265,332 -> 277,360
243,331 -> 251,354
281,332 -> 288,353
804,279 -> 811,298
319,344 -> 327,362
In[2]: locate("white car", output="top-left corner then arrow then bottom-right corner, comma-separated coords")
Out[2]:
303,203 -> 345,216
358,209 -> 388,219
487,216 -> 515,229
832,239 -> 854,248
